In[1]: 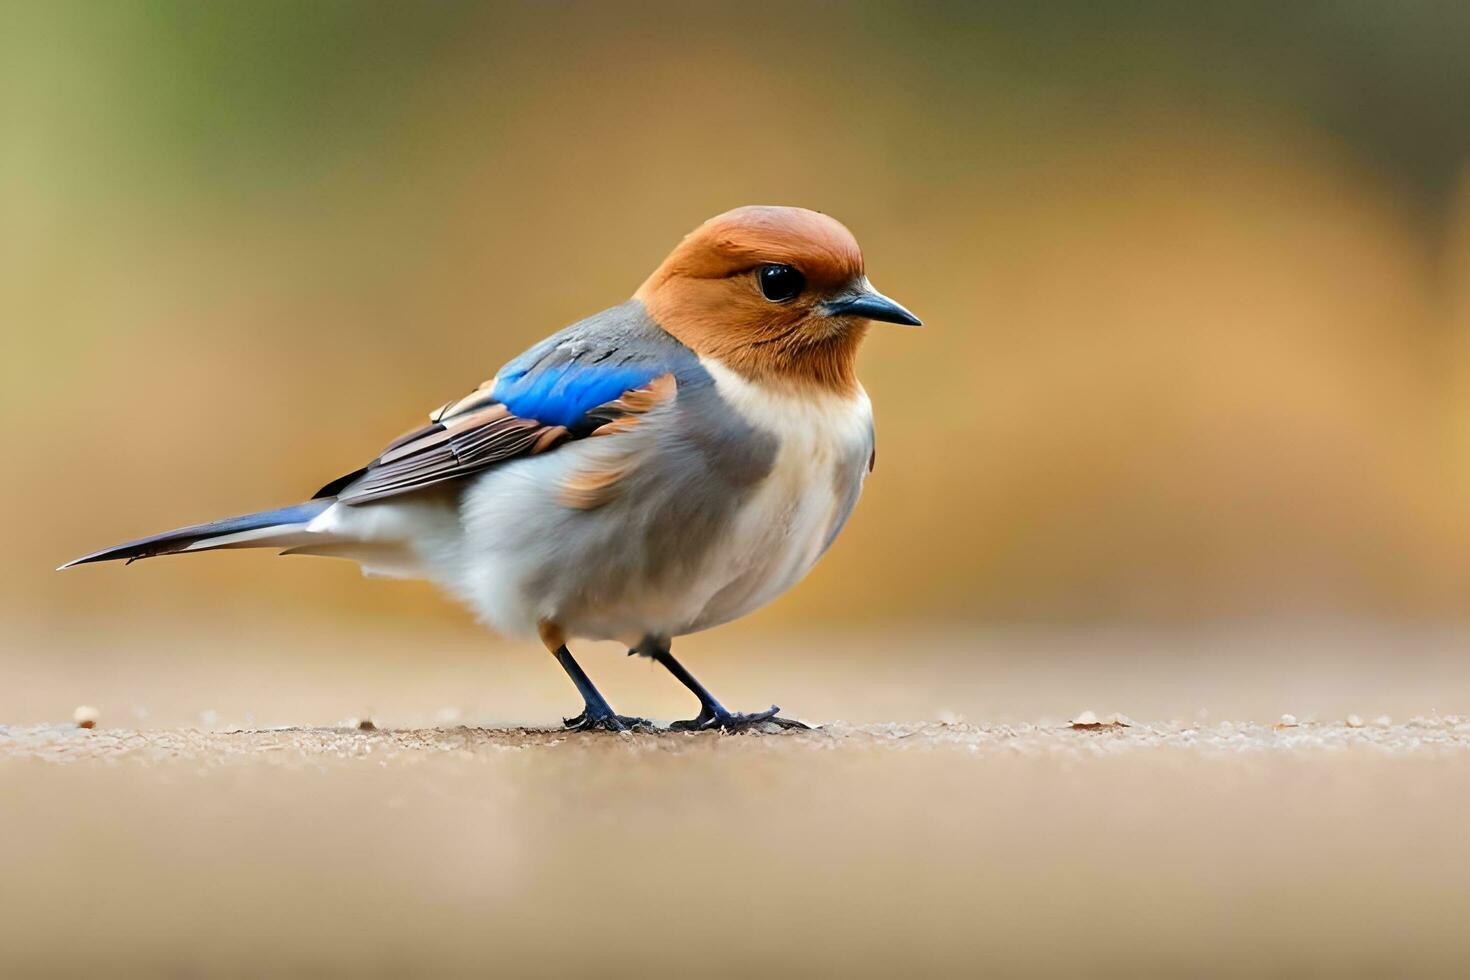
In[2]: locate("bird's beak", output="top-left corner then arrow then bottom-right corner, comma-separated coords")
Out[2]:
822,282 -> 922,326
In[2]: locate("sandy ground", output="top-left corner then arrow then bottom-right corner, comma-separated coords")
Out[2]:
5,619 -> 1470,976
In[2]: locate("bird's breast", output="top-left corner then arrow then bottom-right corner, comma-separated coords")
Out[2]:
684,357 -> 874,629
697,356 -> 874,455
449,355 -> 874,641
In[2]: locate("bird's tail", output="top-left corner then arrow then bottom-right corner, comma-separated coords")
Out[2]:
58,500 -> 335,570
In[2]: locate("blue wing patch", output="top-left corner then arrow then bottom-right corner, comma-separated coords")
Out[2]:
491,358 -> 664,429
312,300 -> 693,505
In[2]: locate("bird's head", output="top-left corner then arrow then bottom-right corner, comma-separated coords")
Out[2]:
635,206 -> 919,393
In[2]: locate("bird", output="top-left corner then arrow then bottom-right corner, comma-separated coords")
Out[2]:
61,205 -> 920,731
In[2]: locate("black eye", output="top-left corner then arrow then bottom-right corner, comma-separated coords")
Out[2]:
758,263 -> 805,302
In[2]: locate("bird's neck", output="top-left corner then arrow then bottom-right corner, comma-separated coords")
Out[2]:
636,294 -> 867,396
687,322 -> 867,395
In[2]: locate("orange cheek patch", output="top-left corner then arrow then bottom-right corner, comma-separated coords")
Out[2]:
642,277 -> 868,395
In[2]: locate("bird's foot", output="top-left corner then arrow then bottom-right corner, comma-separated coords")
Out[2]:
563,707 -> 654,733
668,704 -> 810,733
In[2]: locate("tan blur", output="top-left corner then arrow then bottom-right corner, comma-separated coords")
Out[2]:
10,7 -> 1470,975
5,2 -> 1470,637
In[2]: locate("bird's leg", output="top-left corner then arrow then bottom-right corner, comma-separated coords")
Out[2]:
541,622 -> 649,732
631,636 -> 810,732
552,645 -> 652,732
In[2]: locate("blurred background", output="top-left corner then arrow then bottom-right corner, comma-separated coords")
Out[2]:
9,4 -> 1470,976
5,0 -> 1470,725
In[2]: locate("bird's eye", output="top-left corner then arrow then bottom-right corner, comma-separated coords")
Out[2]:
758,263 -> 805,303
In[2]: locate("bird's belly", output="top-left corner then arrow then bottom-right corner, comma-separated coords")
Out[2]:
448,444 -> 746,642
583,422 -> 863,639
679,457 -> 848,633
545,480 -> 843,642
450,369 -> 872,644
451,444 -> 860,644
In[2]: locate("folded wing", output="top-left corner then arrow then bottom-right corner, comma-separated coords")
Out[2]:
317,323 -> 679,506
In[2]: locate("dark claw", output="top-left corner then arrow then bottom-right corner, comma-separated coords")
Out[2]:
669,704 -> 811,733
563,709 -> 653,733
553,643 -> 653,733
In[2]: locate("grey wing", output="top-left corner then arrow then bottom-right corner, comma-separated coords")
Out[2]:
314,300 -> 693,506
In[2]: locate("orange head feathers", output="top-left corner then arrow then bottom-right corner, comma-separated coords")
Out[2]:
635,206 -> 919,394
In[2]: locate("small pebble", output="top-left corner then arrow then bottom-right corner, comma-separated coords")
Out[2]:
357,718 -> 377,731
1279,714 -> 1298,727
1069,709 -> 1128,730
937,709 -> 965,726
73,705 -> 99,729
1346,714 -> 1365,728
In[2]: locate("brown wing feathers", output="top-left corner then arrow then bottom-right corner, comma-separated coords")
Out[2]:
326,411 -> 558,505
316,374 -> 674,507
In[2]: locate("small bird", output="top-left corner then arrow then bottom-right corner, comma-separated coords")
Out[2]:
62,206 -> 920,731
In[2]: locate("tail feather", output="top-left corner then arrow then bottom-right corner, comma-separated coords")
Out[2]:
58,501 -> 334,570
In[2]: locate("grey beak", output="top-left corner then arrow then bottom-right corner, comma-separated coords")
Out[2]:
822,284 -> 922,326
